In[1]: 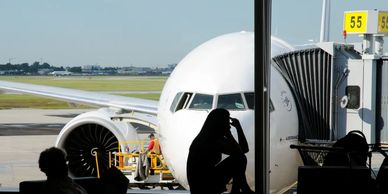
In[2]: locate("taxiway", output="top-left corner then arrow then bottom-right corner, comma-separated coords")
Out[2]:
0,108 -> 89,187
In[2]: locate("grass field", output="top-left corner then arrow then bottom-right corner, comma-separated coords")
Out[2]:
0,76 -> 166,91
0,76 -> 167,109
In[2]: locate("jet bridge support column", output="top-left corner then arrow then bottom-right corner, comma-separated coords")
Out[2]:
359,48 -> 379,144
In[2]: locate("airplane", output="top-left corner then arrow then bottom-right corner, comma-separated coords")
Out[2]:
0,31 -> 302,193
49,70 -> 72,76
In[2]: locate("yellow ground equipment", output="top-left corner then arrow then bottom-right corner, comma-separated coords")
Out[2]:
107,140 -> 179,189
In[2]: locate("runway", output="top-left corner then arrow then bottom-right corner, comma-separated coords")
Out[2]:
0,109 -> 87,135
0,123 -> 63,135
0,108 -> 157,189
0,135 -> 56,188
0,108 -> 154,136
0,108 -> 89,188
0,108 -> 89,125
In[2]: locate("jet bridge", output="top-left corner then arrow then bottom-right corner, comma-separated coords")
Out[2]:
274,10 -> 388,145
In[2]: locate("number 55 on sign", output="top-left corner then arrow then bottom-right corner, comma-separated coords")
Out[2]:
344,11 -> 368,34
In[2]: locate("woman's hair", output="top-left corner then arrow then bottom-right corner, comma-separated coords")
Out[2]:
39,147 -> 68,178
197,108 -> 230,139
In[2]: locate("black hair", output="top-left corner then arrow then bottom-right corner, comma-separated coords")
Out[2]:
39,147 -> 68,178
197,108 -> 230,139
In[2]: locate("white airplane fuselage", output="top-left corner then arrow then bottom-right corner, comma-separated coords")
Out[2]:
157,32 -> 302,193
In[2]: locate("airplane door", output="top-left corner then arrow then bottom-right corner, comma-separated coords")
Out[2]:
343,59 -> 365,138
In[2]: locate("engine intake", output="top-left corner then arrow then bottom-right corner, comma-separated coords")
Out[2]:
55,108 -> 139,178
63,123 -> 118,177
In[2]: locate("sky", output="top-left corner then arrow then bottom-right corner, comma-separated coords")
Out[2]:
0,1 -> 387,67
272,1 -> 388,47
0,0 -> 253,67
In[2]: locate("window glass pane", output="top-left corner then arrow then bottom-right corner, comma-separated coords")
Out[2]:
346,86 -> 360,109
243,92 -> 274,112
170,92 -> 183,112
217,93 -> 245,110
244,92 -> 254,109
188,94 -> 213,109
176,92 -> 193,111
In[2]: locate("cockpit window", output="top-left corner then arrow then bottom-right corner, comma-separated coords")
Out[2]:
217,93 -> 245,110
188,93 -> 213,110
170,92 -> 183,112
243,92 -> 275,112
175,92 -> 193,112
269,99 -> 275,112
244,92 -> 254,109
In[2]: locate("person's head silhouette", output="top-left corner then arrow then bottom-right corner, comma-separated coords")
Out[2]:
39,147 -> 68,179
199,108 -> 231,139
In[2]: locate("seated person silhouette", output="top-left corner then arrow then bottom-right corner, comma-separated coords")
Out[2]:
100,166 -> 129,194
38,147 -> 87,194
187,108 -> 254,194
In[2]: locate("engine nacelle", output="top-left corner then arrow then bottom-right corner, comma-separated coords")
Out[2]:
55,108 -> 138,177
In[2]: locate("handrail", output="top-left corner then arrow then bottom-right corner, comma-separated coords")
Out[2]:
109,151 -> 112,168
114,152 -> 168,172
92,151 -> 100,178
118,140 -> 147,153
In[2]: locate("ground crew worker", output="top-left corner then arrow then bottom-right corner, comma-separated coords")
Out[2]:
144,133 -> 161,175
145,133 -> 161,155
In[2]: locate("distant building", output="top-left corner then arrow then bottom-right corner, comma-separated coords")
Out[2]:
82,65 -> 102,75
161,64 -> 177,75
161,71 -> 172,75
117,66 -> 150,75
168,64 -> 177,69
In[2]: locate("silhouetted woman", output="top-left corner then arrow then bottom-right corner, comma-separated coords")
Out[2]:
187,108 -> 254,194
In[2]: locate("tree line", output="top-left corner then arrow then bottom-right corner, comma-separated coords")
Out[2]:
0,62 -> 65,74
0,62 -> 115,75
0,62 -> 176,76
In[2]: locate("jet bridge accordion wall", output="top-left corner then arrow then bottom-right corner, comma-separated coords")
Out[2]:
273,48 -> 333,141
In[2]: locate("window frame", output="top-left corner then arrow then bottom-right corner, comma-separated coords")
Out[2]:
174,92 -> 193,112
243,92 -> 254,110
170,92 -> 183,113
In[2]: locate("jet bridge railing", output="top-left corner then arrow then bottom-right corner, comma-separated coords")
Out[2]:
290,143 -> 373,169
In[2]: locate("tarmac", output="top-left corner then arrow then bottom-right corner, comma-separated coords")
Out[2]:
0,108 -> 182,193
0,108 -> 386,193
0,108 -> 89,188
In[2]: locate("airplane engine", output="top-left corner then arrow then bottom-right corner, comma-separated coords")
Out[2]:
55,108 -> 138,177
